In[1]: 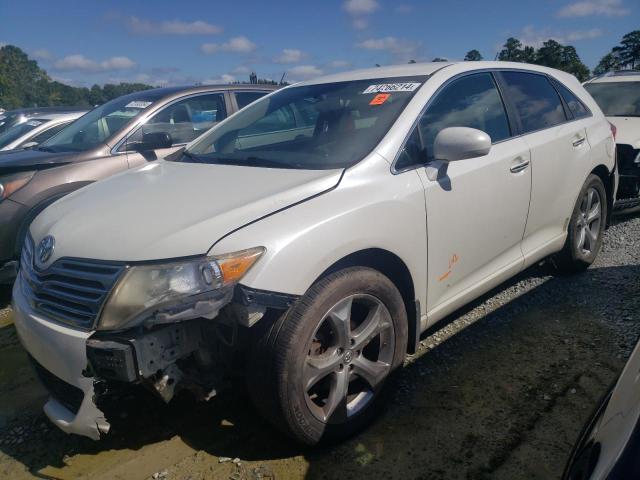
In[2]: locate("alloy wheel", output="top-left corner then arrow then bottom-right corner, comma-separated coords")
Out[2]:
576,186 -> 602,255
303,294 -> 395,423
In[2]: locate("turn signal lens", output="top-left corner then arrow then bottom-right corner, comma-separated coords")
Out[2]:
215,247 -> 265,285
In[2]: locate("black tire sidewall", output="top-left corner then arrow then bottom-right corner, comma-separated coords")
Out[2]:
268,267 -> 408,445
567,174 -> 607,265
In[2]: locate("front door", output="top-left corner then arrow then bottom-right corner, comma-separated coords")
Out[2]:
411,72 -> 532,322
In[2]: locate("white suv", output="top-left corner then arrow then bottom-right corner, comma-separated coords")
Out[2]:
13,62 -> 616,445
584,71 -> 640,210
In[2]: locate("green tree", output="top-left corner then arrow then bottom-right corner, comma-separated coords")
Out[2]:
534,40 -> 590,81
593,52 -> 622,75
464,49 -> 483,61
498,37 -> 524,62
612,30 -> 640,69
432,57 -> 448,62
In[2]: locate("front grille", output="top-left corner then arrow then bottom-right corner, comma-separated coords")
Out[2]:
616,144 -> 640,200
20,235 -> 125,329
617,144 -> 640,172
29,355 -> 84,414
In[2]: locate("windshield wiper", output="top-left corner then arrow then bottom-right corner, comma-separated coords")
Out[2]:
37,145 -> 56,153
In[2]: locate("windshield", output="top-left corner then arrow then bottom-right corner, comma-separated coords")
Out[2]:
41,90 -> 165,153
183,76 -> 427,170
0,112 -> 26,135
585,81 -> 640,117
0,118 -> 46,149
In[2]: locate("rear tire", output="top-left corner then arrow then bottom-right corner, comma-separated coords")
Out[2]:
246,267 -> 408,445
555,174 -> 607,274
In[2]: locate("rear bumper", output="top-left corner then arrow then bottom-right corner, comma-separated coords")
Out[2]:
12,277 -> 109,440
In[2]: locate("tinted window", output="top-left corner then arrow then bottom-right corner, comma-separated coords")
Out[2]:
0,119 -> 43,149
500,72 -> 567,133
235,91 -> 269,110
27,121 -> 70,145
406,73 -> 510,167
124,93 -> 227,149
584,82 -> 640,117
553,81 -> 590,119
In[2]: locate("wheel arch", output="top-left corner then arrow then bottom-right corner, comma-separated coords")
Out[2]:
590,164 -> 614,227
315,248 -> 420,354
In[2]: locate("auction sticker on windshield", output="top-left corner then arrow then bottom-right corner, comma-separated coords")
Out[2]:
125,101 -> 153,109
362,83 -> 421,94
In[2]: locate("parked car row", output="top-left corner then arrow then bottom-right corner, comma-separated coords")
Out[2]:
0,61 -> 631,451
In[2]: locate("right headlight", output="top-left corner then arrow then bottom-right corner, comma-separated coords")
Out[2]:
98,247 -> 265,331
0,171 -> 35,202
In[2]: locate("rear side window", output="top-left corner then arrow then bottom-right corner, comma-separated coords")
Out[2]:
235,91 -> 269,110
553,81 -> 590,119
499,72 -> 567,133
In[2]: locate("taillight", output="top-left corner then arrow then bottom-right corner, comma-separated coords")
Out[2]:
609,122 -> 617,141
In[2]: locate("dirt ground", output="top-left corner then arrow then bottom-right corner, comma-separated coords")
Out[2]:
0,215 -> 638,480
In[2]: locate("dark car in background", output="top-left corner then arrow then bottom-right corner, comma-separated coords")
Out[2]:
0,84 -> 276,283
564,337 -> 640,480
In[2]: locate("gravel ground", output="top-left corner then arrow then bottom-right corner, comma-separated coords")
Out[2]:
0,214 -> 638,480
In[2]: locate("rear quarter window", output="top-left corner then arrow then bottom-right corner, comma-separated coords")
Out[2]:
553,80 -> 591,120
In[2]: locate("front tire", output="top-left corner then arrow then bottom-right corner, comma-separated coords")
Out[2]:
555,174 -> 607,273
246,267 -> 408,445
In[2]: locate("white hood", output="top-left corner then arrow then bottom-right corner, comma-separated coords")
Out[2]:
31,160 -> 342,263
607,116 -> 640,149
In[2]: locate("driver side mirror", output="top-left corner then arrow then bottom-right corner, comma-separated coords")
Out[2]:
434,127 -> 491,162
130,132 -> 173,152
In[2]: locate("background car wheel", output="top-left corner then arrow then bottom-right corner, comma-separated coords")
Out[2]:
555,174 -> 607,274
246,267 -> 408,445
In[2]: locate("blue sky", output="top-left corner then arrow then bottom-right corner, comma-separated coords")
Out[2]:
0,0 -> 637,86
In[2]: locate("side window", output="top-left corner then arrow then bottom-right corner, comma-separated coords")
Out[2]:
553,81 -> 590,120
124,93 -> 227,149
499,72 -> 567,133
28,122 -> 70,145
235,91 -> 268,110
396,73 -> 510,170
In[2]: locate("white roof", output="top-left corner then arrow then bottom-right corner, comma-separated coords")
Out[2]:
24,111 -> 86,122
294,61 -> 582,86
586,72 -> 640,84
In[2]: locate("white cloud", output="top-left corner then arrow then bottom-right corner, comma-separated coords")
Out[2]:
519,25 -> 604,48
203,74 -> 236,84
128,16 -> 223,35
343,0 -> 379,15
231,65 -> 252,74
356,36 -> 421,61
31,49 -> 53,60
201,36 -> 257,54
328,60 -> 351,69
288,65 -> 324,79
343,0 -> 378,30
273,48 -> 307,63
53,54 -> 136,73
556,0 -> 629,17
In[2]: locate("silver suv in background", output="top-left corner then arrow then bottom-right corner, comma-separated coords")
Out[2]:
0,110 -> 87,151
584,71 -> 640,210
0,84 -> 276,283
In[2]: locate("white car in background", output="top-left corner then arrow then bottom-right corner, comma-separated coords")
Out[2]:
13,61 -> 616,445
584,71 -> 640,210
0,111 -> 86,151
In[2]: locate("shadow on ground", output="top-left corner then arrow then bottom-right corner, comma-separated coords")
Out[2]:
0,260 -> 638,479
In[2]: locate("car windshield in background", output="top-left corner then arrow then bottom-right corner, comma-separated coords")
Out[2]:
40,91 -> 165,153
585,81 -> 640,117
182,76 -> 428,170
0,112 -> 26,135
0,118 -> 46,149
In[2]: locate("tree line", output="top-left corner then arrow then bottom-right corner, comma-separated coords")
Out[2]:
460,30 -> 640,82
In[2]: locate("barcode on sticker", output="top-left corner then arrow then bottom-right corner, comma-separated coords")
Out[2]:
362,83 -> 421,94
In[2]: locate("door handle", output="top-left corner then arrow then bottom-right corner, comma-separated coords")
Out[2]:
572,137 -> 586,147
510,159 -> 530,173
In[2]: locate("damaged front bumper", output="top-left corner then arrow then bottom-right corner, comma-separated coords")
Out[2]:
12,279 -> 109,440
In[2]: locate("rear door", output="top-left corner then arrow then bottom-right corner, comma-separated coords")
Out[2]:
496,71 -> 590,263
122,92 -> 230,167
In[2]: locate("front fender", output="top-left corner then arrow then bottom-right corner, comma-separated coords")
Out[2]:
210,156 -> 428,311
